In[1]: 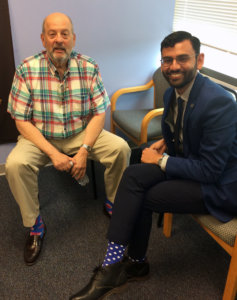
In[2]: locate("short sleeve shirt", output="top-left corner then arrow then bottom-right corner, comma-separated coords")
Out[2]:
8,50 -> 110,139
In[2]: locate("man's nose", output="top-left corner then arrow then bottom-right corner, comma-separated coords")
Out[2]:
55,34 -> 64,43
170,58 -> 180,69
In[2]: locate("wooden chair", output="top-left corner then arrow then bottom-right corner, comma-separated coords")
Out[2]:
110,67 -> 170,146
163,213 -> 237,300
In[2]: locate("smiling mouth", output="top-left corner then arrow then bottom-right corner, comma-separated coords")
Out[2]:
168,72 -> 183,80
170,73 -> 182,78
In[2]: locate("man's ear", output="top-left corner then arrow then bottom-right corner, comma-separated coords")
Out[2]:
197,53 -> 204,70
41,33 -> 46,48
73,33 -> 76,47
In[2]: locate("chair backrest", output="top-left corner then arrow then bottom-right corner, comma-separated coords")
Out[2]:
152,67 -> 170,108
200,67 -> 237,101
200,67 -> 237,88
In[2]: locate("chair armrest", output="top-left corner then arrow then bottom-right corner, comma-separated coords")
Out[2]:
140,108 -> 164,144
110,79 -> 154,112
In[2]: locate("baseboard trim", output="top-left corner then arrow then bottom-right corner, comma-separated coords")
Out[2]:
0,164 -> 5,176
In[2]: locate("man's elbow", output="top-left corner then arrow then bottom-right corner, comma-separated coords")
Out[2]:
201,169 -> 222,184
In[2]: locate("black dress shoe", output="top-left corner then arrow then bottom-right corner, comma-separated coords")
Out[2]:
24,226 -> 46,266
69,262 -> 127,300
122,256 -> 150,281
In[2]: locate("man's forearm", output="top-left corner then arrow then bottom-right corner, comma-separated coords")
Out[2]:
82,113 -> 105,148
15,120 -> 59,159
70,113 -> 106,179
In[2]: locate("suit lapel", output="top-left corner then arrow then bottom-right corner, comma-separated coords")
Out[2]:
182,73 -> 205,155
163,89 -> 175,133
183,73 -> 204,130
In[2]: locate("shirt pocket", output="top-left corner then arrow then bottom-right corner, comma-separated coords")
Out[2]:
68,89 -> 91,119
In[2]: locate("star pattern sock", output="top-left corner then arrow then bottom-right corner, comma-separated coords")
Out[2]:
102,241 -> 126,267
30,215 -> 44,238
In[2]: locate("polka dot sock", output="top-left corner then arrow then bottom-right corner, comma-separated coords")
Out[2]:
102,241 -> 126,267
30,215 -> 45,238
128,256 -> 145,263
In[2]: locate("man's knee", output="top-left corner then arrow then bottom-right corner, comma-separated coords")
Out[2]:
6,155 -> 24,178
118,137 -> 131,156
110,137 -> 131,162
122,163 -> 165,189
121,164 -> 142,184
5,151 -> 35,179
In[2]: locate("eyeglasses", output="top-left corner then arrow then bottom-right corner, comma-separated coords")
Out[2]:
160,54 -> 197,67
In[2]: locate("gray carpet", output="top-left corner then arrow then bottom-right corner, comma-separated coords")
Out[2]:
0,163 -> 231,300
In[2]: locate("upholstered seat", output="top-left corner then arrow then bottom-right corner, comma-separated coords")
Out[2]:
112,109 -> 162,141
194,214 -> 237,247
110,67 -> 169,146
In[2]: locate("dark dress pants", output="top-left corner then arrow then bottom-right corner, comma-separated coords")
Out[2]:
107,163 -> 209,260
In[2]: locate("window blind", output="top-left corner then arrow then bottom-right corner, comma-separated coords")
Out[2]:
173,0 -> 237,54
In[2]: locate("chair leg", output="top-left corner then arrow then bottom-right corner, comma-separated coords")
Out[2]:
110,121 -> 116,134
157,213 -> 164,227
90,160 -> 97,199
222,238 -> 237,300
163,213 -> 173,238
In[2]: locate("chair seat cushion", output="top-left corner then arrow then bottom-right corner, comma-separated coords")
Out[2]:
194,214 -> 237,246
112,109 -> 162,140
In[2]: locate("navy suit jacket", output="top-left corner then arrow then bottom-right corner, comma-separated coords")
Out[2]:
162,72 -> 237,222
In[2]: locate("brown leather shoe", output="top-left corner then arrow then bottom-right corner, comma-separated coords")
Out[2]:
24,226 -> 46,266
69,262 -> 127,300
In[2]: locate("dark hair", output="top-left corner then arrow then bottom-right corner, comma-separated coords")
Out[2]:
161,31 -> 201,55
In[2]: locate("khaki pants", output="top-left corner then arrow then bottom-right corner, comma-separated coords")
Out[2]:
5,129 -> 131,227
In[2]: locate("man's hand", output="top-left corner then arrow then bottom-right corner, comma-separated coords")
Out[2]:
141,139 -> 167,164
149,138 -> 167,154
50,152 -> 74,172
70,147 -> 88,180
141,148 -> 162,164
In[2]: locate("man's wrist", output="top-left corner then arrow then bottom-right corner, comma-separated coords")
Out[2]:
157,153 -> 168,170
157,156 -> 163,167
157,152 -> 165,165
81,144 -> 92,153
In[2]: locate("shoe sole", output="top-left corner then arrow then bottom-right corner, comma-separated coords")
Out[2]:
97,274 -> 150,300
127,273 -> 150,282
98,282 -> 128,300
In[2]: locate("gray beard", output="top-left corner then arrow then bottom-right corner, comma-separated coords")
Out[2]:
49,51 -> 70,68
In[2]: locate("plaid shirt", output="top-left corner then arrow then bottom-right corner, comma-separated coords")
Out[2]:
8,50 -> 110,139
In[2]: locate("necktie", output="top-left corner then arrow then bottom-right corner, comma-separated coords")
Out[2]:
174,97 -> 183,155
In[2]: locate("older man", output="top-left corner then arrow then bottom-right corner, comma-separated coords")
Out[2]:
6,12 -> 130,266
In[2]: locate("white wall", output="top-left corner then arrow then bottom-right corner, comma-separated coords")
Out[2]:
8,0 -> 175,129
